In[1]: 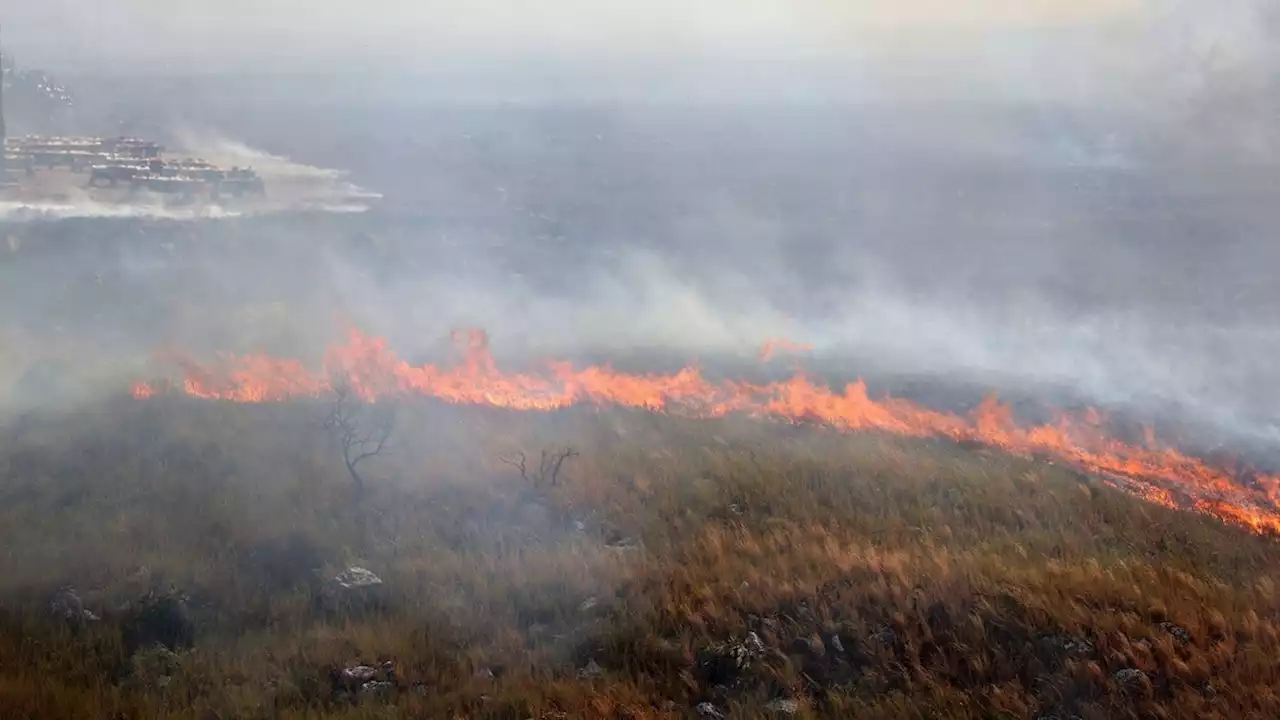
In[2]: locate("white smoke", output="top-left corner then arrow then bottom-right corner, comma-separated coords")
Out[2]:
0,129 -> 382,221
172,127 -> 381,200
0,199 -> 243,221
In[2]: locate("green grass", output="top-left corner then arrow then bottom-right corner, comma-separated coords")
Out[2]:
0,395 -> 1278,719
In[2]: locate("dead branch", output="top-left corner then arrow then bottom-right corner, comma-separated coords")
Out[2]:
498,446 -> 579,488
324,380 -> 396,494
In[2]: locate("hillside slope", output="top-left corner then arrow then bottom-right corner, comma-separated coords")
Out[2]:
0,398 -> 1277,719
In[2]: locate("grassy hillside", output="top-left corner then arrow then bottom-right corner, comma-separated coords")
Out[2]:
0,396 -> 1277,719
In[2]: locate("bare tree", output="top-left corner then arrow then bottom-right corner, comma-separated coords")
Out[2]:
324,380 -> 396,495
498,447 -> 579,490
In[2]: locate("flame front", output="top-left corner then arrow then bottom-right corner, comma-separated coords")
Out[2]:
130,327 -> 1280,536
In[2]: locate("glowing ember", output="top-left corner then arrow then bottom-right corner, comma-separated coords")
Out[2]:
130,327 -> 1280,536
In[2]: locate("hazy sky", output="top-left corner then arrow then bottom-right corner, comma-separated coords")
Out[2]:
2,0 -> 1147,72
4,0 -> 1275,127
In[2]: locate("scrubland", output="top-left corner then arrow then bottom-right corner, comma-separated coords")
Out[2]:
0,396 -> 1278,719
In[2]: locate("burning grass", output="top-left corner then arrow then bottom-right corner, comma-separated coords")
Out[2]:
131,327 -> 1280,536
0,397 -> 1278,719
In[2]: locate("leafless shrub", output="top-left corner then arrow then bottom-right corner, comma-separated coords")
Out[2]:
498,446 -> 579,489
324,380 -> 396,495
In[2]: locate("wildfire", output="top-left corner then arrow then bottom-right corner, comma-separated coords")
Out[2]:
130,327 -> 1280,536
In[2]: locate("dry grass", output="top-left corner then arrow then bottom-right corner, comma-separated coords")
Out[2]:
0,396 -> 1278,719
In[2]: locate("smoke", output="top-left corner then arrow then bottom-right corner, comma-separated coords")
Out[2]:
170,127 -> 384,211
5,4 -> 1280,689
0,199 -> 243,221
171,128 -> 344,181
0,192 -> 372,222
302,229 -> 1279,447
0,130 -> 381,220
1,0 -> 1279,453
4,1 -> 1141,73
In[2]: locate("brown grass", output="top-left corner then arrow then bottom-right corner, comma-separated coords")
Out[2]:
0,396 -> 1278,719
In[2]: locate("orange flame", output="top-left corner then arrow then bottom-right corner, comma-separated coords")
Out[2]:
130,327 -> 1280,536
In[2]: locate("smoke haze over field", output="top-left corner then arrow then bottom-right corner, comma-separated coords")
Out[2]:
5,0 -> 1144,71
9,10 -> 1280,716
2,1 -> 1280,449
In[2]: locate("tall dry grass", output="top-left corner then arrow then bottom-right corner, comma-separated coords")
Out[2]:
0,397 -> 1277,718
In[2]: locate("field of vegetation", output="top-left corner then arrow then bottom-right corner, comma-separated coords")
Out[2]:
1,395 -> 1278,719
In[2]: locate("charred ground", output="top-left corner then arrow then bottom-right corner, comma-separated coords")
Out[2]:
1,396 -> 1278,719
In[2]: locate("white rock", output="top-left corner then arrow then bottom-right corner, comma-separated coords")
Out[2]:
49,588 -> 98,623
359,680 -> 394,698
577,659 -> 604,679
697,702 -> 725,718
766,698 -> 800,715
333,567 -> 383,589
341,665 -> 378,684
1113,668 -> 1148,685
